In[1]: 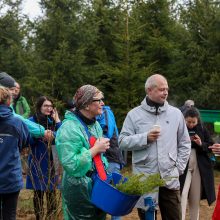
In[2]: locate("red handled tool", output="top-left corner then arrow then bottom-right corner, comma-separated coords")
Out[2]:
89,136 -> 107,181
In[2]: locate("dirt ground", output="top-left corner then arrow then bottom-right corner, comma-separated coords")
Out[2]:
17,171 -> 220,220
118,172 -> 220,220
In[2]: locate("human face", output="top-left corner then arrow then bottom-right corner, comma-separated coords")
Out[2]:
185,116 -> 198,129
87,93 -> 104,117
148,77 -> 168,104
8,87 -> 16,98
40,100 -> 53,116
13,83 -> 20,98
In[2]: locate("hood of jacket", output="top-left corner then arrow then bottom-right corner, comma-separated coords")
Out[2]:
0,105 -> 13,120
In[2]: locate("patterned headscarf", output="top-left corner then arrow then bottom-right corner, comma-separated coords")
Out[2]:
74,85 -> 102,110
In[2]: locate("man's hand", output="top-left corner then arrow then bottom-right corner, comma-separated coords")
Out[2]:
147,129 -> 160,142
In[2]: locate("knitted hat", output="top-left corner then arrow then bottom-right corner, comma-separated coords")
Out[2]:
74,85 -> 102,110
0,72 -> 16,88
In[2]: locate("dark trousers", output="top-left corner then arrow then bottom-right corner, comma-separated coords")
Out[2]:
0,191 -> 20,220
33,190 -> 57,220
138,187 -> 181,220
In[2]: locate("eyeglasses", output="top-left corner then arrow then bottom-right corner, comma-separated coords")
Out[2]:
92,98 -> 104,104
42,104 -> 53,108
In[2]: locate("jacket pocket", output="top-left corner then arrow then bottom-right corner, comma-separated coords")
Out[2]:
168,152 -> 177,167
133,149 -> 150,165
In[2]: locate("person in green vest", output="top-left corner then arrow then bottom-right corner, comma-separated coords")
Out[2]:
12,82 -> 30,118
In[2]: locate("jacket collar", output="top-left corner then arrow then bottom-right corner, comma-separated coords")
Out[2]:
140,96 -> 168,114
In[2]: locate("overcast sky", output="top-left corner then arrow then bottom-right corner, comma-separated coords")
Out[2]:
22,0 -> 42,19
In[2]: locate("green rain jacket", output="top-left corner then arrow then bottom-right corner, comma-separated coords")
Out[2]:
14,96 -> 31,118
55,111 -> 108,220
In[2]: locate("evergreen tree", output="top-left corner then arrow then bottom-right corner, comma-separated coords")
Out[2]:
179,0 -> 220,108
0,0 -> 28,80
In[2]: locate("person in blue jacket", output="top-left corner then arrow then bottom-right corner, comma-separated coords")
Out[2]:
96,105 -> 124,220
0,86 -> 30,220
26,96 -> 62,220
0,71 -> 50,139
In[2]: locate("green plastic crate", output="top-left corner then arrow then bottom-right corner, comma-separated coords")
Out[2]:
199,110 -> 220,123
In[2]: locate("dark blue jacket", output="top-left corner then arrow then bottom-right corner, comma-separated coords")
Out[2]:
0,105 -> 30,193
26,117 -> 62,191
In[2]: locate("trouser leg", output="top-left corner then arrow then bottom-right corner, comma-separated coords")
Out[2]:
0,191 -> 19,220
159,187 -> 181,220
33,190 -> 44,220
181,170 -> 192,220
188,155 -> 201,220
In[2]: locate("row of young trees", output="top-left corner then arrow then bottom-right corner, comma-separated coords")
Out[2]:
0,0 -> 220,126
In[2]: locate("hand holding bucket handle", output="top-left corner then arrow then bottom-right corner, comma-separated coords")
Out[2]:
89,136 -> 108,181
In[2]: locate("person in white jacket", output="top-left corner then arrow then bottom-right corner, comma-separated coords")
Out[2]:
119,74 -> 191,220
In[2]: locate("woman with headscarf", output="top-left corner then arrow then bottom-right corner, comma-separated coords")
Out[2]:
26,96 -> 62,220
56,85 -> 110,220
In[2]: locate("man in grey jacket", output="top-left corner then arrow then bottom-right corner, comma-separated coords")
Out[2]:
119,74 -> 191,220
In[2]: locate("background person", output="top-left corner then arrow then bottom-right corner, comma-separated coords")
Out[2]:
56,85 -> 110,220
0,71 -> 50,139
0,86 -> 30,220
96,105 -> 124,220
12,82 -> 31,118
179,99 -> 195,114
26,96 -> 62,220
12,82 -> 31,175
119,74 -> 191,220
180,107 -> 216,220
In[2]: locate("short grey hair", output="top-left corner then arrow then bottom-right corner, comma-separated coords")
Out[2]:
144,74 -> 167,92
184,99 -> 194,107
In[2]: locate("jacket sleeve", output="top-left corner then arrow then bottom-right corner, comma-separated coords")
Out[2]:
176,115 -> 191,175
119,113 -> 148,150
18,121 -> 31,151
193,125 -> 213,153
55,121 -> 93,177
21,97 -> 31,119
13,112 -> 45,138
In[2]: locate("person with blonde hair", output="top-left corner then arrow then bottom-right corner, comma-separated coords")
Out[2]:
0,86 -> 30,220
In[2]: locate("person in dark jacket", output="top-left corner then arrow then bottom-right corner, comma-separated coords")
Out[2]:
180,107 -> 216,220
0,86 -> 30,220
26,96 -> 62,220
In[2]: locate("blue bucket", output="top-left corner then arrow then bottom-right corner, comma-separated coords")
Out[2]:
91,172 -> 140,216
